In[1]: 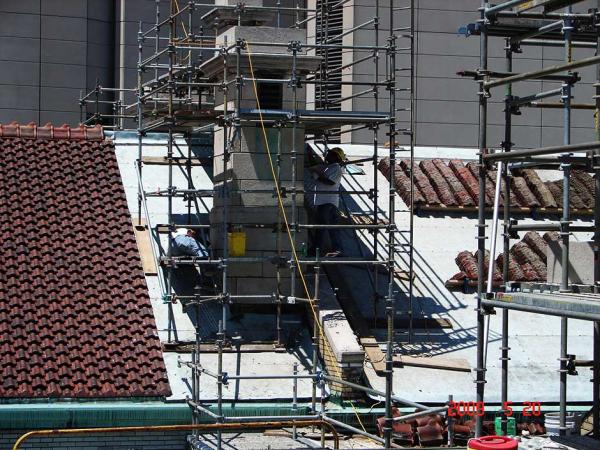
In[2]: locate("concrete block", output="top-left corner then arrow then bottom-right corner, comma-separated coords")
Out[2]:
547,240 -> 595,285
213,179 -> 304,208
216,26 -> 306,53
214,152 -> 304,183
214,125 -> 305,156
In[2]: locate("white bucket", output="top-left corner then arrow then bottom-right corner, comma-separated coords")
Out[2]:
544,412 -> 577,436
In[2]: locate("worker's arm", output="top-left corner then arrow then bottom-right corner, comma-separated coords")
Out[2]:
308,164 -> 336,185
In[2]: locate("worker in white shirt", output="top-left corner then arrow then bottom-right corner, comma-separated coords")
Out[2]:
307,147 -> 346,257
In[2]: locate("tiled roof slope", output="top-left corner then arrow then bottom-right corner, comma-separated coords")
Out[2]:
446,231 -> 559,289
0,133 -> 170,399
378,157 -> 595,214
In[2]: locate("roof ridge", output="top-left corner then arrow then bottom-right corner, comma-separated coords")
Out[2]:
0,121 -> 103,141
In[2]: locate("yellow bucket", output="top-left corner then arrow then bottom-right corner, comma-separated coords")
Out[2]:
228,231 -> 246,256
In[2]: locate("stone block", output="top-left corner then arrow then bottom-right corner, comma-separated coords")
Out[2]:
213,180 -> 304,208
216,26 -> 306,53
547,240 -> 595,285
214,151 -> 305,183
213,124 -> 306,156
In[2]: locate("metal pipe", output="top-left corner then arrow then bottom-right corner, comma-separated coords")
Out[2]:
485,0 -> 532,18
293,362 -> 298,440
501,41 -> 513,435
12,420 -> 339,450
560,317 -> 568,435
510,19 -> 563,44
391,406 -> 449,422
323,416 -> 385,445
521,38 -> 597,48
483,140 -> 600,162
475,0 -> 489,438
510,87 -> 563,107
323,375 -> 431,410
594,321 -> 600,439
487,164 -> 503,293
484,55 -> 600,90
119,0 -> 126,129
385,4 -> 397,444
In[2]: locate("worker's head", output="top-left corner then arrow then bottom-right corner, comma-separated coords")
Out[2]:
186,229 -> 197,238
326,147 -> 346,164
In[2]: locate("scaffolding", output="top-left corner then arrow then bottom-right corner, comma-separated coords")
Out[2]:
461,0 -> 600,439
77,1 -> 450,448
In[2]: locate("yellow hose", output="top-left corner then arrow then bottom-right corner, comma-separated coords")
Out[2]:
13,420 -> 339,450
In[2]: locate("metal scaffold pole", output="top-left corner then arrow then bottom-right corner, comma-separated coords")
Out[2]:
384,1 -> 397,448
500,36 -> 513,437
475,0 -> 489,438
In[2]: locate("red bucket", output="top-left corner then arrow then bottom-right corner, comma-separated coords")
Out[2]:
468,436 -> 518,450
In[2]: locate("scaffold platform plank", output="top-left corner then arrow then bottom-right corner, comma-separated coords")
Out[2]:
393,355 -> 471,373
132,218 -> 158,275
141,156 -> 211,166
483,290 -> 600,321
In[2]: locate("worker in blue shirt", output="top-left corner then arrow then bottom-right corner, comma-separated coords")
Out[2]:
171,228 -> 208,258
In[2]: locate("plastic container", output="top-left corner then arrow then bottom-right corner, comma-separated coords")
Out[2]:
228,230 -> 246,257
468,436 -> 518,450
494,416 -> 517,436
544,412 -> 577,436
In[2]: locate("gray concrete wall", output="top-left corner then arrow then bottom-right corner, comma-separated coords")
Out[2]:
0,0 -> 114,125
346,0 -> 598,148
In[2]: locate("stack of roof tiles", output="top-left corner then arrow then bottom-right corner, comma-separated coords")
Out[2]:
0,123 -> 171,398
378,157 -> 595,214
446,231 -> 559,288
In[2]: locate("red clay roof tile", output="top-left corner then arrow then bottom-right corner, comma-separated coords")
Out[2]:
379,157 -> 595,215
0,131 -> 170,399
447,231 -> 561,288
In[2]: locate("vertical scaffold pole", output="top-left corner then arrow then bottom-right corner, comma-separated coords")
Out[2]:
559,6 -> 573,436
166,3 -> 178,343
137,21 -> 144,226
594,3 -> 600,437
500,37 -> 513,437
475,0 -> 489,438
384,1 -> 397,448
408,0 -> 416,345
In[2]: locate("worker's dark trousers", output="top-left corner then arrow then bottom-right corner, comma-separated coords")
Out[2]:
315,203 -> 343,253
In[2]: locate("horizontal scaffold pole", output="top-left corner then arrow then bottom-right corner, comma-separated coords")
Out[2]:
485,55 -> 600,90
484,141 -> 600,162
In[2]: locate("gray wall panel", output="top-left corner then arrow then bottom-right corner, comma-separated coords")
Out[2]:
0,37 -> 39,62
0,13 -> 40,38
0,0 -> 40,14
0,61 -> 39,86
41,15 -> 87,41
0,85 -> 39,109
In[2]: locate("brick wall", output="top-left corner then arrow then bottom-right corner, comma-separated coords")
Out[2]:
0,430 -> 189,450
